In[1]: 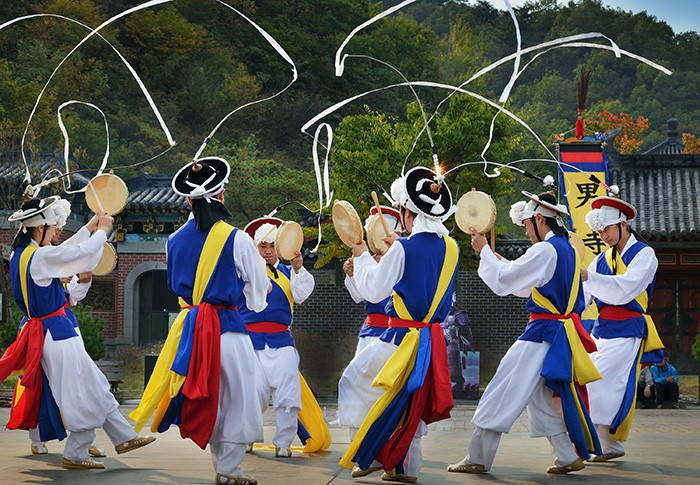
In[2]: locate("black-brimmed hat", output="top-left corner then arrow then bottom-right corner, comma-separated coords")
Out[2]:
172,157 -> 230,199
8,196 -> 63,226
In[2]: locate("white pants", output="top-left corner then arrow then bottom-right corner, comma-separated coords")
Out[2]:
62,408 -> 137,461
253,345 -> 301,449
209,333 -> 264,475
467,340 -> 578,469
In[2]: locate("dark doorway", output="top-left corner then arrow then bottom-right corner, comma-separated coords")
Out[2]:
138,270 -> 179,347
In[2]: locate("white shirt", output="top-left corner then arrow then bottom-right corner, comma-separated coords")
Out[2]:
28,227 -> 107,287
344,275 -> 365,304
584,234 -> 658,306
477,231 -> 557,298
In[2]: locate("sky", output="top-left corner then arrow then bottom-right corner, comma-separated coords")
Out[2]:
485,0 -> 700,35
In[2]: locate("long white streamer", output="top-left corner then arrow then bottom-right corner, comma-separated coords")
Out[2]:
335,0 -> 418,77
499,0 -> 522,103
56,100 -> 110,192
310,123 -> 334,252
2,1 -> 177,184
193,0 -> 298,161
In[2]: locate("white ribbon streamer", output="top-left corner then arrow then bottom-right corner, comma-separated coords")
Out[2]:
56,100 -> 110,193
499,0 -> 522,103
193,0 -> 298,161
310,123 -> 334,252
0,1 -> 177,184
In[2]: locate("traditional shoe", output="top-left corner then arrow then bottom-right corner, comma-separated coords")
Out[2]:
215,473 -> 257,484
274,446 -> 292,458
31,444 -> 48,455
381,471 -> 418,483
245,443 -> 253,453
351,464 -> 383,477
89,445 -> 106,457
115,435 -> 156,455
547,458 -> 585,474
61,457 -> 105,469
590,452 -> 625,462
447,462 -> 487,474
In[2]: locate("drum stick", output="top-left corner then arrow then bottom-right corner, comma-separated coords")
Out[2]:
88,180 -> 105,213
490,228 -> 495,252
371,191 -> 392,238
255,225 -> 277,246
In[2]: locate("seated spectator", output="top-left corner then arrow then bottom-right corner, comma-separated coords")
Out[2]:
650,351 -> 680,409
637,366 -> 656,409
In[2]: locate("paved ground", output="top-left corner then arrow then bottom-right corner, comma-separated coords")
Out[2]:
0,403 -> 698,484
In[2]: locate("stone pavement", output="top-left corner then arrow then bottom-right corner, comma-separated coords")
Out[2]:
0,403 -> 698,484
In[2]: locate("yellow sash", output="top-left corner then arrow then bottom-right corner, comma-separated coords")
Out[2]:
128,221 -> 235,432
19,245 -> 39,318
268,265 -> 293,314
391,236 -> 459,323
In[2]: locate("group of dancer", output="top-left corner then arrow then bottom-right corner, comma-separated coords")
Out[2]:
0,155 -> 661,484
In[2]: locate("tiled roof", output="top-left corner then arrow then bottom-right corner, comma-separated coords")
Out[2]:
611,154 -> 700,241
0,153 -> 92,188
125,175 -> 188,211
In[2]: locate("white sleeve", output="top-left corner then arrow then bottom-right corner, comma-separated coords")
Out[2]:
66,275 -> 91,305
60,226 -> 91,246
290,266 -> 314,304
585,246 -> 658,305
233,230 -> 268,313
29,230 -> 108,286
344,275 -> 365,304
477,242 -> 556,296
353,242 -> 405,303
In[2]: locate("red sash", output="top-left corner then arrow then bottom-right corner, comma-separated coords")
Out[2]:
387,317 -> 429,329
0,305 -> 67,430
365,313 -> 390,328
246,321 -> 289,333
529,312 -> 597,353
599,306 -> 643,321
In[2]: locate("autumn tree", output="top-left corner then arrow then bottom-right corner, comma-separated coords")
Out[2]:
584,111 -> 650,154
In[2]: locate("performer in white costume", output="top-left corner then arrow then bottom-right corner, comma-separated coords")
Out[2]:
339,167 -> 458,483
239,217 -> 315,457
448,191 -> 601,475
1,196 -> 154,470
582,195 -> 662,462
27,198 -> 106,459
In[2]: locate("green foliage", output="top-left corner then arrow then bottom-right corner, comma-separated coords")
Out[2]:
70,303 -> 106,361
692,332 -> 700,361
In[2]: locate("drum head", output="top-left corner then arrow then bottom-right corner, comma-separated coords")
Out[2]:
455,190 -> 496,234
92,242 -> 117,276
569,232 -> 586,263
86,173 -> 128,215
366,214 -> 389,254
332,200 -> 363,247
276,221 -> 304,260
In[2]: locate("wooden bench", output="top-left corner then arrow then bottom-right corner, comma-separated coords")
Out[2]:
96,359 -> 125,403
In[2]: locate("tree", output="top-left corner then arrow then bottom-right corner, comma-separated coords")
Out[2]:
584,110 -> 650,154
682,133 -> 700,154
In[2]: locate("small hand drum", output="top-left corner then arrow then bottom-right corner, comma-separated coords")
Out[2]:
569,231 -> 586,263
365,214 -> 389,254
455,189 -> 497,234
332,200 -> 363,247
276,221 -> 304,261
85,173 -> 128,215
92,242 -> 117,276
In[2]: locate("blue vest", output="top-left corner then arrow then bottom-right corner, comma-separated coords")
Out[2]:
238,263 -> 296,349
10,246 -> 78,340
520,235 -> 585,343
592,240 -> 655,339
167,219 -> 246,334
381,233 -> 459,345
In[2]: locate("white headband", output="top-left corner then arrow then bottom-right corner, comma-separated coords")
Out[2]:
585,205 -> 627,232
509,200 -> 566,227
254,223 -> 278,244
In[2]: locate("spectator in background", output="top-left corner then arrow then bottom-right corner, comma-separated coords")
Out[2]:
650,351 -> 680,409
637,367 -> 655,409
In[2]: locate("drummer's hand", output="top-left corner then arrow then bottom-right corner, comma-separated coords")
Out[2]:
290,251 -> 303,273
78,272 -> 93,284
350,240 -> 369,258
469,229 -> 488,254
580,269 -> 588,282
86,213 -> 100,232
343,258 -> 354,277
60,276 -> 73,284
267,281 -> 273,293
96,212 -> 114,233
381,232 -> 399,248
